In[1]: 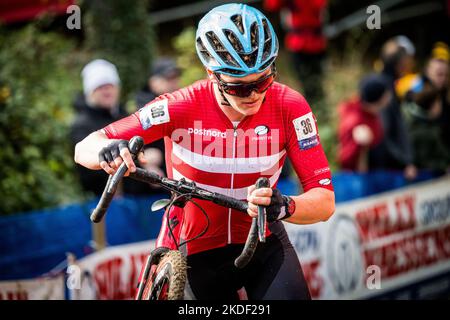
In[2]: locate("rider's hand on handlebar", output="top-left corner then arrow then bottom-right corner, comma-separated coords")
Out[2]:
247,185 -> 295,222
98,139 -> 147,176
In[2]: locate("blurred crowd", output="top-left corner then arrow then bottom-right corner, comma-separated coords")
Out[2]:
337,39 -> 450,179
261,0 -> 449,179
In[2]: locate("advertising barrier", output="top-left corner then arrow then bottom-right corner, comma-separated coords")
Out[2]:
0,275 -> 65,300
1,176 -> 449,299
285,176 -> 450,299
69,241 -> 155,300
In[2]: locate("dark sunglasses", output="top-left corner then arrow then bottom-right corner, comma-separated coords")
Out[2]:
214,66 -> 277,98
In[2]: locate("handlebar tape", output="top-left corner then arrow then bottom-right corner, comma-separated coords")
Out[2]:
234,177 -> 270,268
255,177 -> 270,243
212,193 -> 248,213
234,218 -> 259,269
90,136 -> 144,223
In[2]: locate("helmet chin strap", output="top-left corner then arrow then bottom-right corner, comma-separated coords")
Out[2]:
218,86 -> 231,106
208,69 -> 231,106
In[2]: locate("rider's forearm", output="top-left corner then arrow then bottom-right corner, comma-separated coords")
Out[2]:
74,130 -> 115,170
285,188 -> 335,224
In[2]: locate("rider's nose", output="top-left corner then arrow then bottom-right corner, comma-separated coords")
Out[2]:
248,90 -> 258,99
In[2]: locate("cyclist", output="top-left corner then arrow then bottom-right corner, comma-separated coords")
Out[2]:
74,3 -> 335,300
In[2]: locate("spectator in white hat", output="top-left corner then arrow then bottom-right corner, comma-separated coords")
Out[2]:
71,59 -> 169,197
70,59 -> 129,196
81,59 -> 121,114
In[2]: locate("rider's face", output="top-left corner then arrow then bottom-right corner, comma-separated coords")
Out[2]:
211,68 -> 274,117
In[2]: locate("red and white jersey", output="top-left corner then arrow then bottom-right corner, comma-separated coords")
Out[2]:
103,79 -> 333,255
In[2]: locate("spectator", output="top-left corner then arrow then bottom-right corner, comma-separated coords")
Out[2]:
70,59 -> 128,196
70,59 -> 164,197
369,36 -> 417,180
394,36 -> 418,101
425,42 -> 450,150
338,74 -> 391,172
264,0 -> 327,106
394,42 -> 450,169
125,58 -> 183,195
425,43 -> 449,91
135,57 -> 181,109
403,78 -> 450,173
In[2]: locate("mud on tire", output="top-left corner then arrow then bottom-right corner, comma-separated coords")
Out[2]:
142,250 -> 187,300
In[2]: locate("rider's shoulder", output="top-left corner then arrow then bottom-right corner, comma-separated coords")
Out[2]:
271,82 -> 311,114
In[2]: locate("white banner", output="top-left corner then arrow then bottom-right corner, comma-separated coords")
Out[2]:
285,176 -> 450,299
0,275 -> 65,300
69,240 -> 155,300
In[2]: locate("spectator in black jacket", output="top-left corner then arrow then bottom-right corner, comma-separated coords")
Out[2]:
425,43 -> 450,151
369,37 -> 418,180
70,59 -> 128,196
129,58 -> 182,194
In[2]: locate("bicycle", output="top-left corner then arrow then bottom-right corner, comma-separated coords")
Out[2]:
90,136 -> 270,300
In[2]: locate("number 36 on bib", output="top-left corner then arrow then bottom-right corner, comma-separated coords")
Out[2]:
139,99 -> 170,130
293,112 -> 319,150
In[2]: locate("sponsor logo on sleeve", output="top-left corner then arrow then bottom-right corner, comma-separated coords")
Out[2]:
319,178 -> 331,186
139,99 -> 170,130
314,167 -> 330,175
293,112 -> 319,150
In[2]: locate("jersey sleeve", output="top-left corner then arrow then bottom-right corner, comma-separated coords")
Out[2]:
283,90 -> 334,192
102,92 -> 185,145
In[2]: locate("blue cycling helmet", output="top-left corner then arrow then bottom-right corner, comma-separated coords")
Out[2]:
196,3 -> 279,77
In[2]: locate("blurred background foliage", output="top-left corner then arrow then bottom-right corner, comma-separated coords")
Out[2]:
172,26 -> 204,86
0,0 -> 156,215
83,0 -> 155,99
0,24 -> 82,214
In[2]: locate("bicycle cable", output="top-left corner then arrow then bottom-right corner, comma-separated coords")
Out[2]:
165,193 -> 210,250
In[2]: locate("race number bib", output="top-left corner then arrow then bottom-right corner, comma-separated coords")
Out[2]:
139,99 -> 170,130
293,112 -> 319,150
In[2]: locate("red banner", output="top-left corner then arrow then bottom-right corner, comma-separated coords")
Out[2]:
0,0 -> 74,24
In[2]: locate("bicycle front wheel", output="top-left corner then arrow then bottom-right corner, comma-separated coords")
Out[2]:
142,250 -> 187,300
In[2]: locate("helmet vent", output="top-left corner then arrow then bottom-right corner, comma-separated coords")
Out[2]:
250,22 -> 259,50
224,30 -> 244,54
232,22 -> 259,68
262,19 -> 272,61
219,68 -> 246,76
230,14 -> 244,34
196,37 -> 218,66
206,31 -> 225,52
240,50 -> 258,68
258,57 -> 275,72
206,31 -> 240,68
